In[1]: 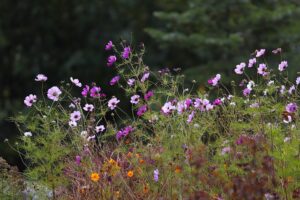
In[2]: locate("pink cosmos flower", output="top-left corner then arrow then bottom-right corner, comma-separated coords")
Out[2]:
47,86 -> 62,101
141,72 -> 150,82
256,49 -> 265,57
81,85 -> 90,97
90,86 -> 101,98
272,48 -> 281,54
107,55 -> 117,67
130,95 -> 140,104
24,94 -> 37,107
257,63 -> 268,76
243,88 -> 251,96
83,104 -> 94,112
95,125 -> 105,133
69,121 -> 77,127
278,61 -> 288,71
70,111 -> 81,122
137,105 -> 147,116
286,103 -> 297,113
289,85 -> 295,94
234,62 -> 246,74
35,74 -> 48,82
127,78 -> 135,86
208,74 -> 221,86
296,77 -> 300,85
70,77 -> 82,87
105,41 -> 113,50
194,98 -> 213,111
110,75 -> 120,86
154,169 -> 159,182
144,90 -> 154,101
213,98 -> 222,106
108,97 -> 120,110
187,111 -> 195,123
177,101 -> 187,114
161,101 -> 176,115
116,126 -> 134,140
221,147 -> 231,155
122,47 -> 131,59
248,58 -> 256,68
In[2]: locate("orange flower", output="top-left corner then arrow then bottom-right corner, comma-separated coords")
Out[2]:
175,166 -> 182,174
139,159 -> 145,164
109,158 -> 117,166
127,170 -> 134,178
90,172 -> 100,182
143,184 -> 149,194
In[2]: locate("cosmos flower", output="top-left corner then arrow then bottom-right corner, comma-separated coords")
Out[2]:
83,104 -> 94,112
187,111 -> 195,123
127,78 -> 135,86
90,86 -> 101,98
234,62 -> 246,74
105,41 -> 113,50
208,74 -> 221,86
243,88 -> 251,96
286,103 -> 297,113
116,126 -> 134,140
256,49 -> 265,57
35,74 -> 48,82
137,105 -> 147,116
110,75 -> 120,86
296,77 -> 300,85
24,94 -> 37,107
108,97 -> 120,110
221,147 -> 231,155
153,169 -> 159,182
107,55 -> 117,67
141,72 -> 150,82
95,125 -> 105,133
288,85 -> 295,94
161,102 -> 176,115
130,95 -> 140,104
69,121 -> 77,127
70,77 -> 82,87
257,63 -> 268,76
248,58 -> 256,68
47,86 -> 62,101
177,101 -> 187,114
81,85 -> 90,97
144,90 -> 153,101
278,61 -> 288,71
70,111 -> 81,122
213,98 -> 222,106
122,47 -> 131,59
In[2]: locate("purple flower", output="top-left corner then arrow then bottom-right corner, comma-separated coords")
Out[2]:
154,169 -> 159,182
70,77 -> 82,87
95,125 -> 105,133
90,86 -> 101,98
177,101 -> 187,114
288,85 -> 295,94
221,147 -> 231,155
141,72 -> 150,82
187,111 -> 195,123
83,104 -> 94,112
35,74 -> 48,82
144,90 -> 153,101
248,58 -> 256,68
286,103 -> 297,113
185,99 -> 192,108
24,94 -> 37,107
70,111 -> 81,122
127,78 -> 135,87
107,55 -> 117,67
105,41 -> 113,50
194,98 -> 213,111
161,102 -> 176,115
208,74 -> 221,86
243,88 -> 251,96
81,85 -> 90,97
110,75 -> 120,86
122,47 -> 131,59
256,49 -> 265,57
234,62 -> 246,75
137,105 -> 147,117
116,126 -> 134,140
47,86 -> 62,101
108,97 -> 120,110
257,63 -> 268,76
75,155 -> 81,165
278,61 -> 288,71
130,95 -> 140,104
213,98 -> 222,106
296,77 -> 300,85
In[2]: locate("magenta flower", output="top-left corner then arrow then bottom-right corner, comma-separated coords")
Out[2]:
185,99 -> 192,108
137,105 -> 147,117
127,78 -> 135,87
248,58 -> 256,68
70,111 -> 81,122
234,62 -> 246,75
105,41 -> 113,50
194,98 -> 213,111
116,126 -> 134,140
81,85 -> 90,97
144,90 -> 153,101
47,86 -> 62,101
243,88 -> 251,96
286,103 -> 297,113
75,155 -> 81,165
108,97 -> 120,110
153,169 -> 159,182
278,61 -> 288,71
110,75 -> 120,86
130,95 -> 140,104
35,74 -> 48,82
257,63 -> 268,76
107,55 -> 117,67
70,77 -> 82,87
141,72 -> 150,82
256,49 -> 265,57
122,47 -> 131,59
187,111 -> 195,123
24,94 -> 37,107
213,98 -> 222,106
83,104 -> 94,112
90,86 -> 101,98
208,74 -> 221,86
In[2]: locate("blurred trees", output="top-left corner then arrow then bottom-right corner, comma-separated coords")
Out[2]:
146,0 -> 300,83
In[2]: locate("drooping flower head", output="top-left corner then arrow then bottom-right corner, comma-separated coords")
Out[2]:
108,97 -> 120,110
141,72 -> 150,82
130,95 -> 140,104
105,41 -> 113,50
70,111 -> 81,122
144,90 -> 154,101
107,55 -> 117,67
35,74 -> 48,82
234,62 -> 246,75
256,49 -> 265,57
110,75 -> 120,86
187,111 -> 195,123
208,74 -> 221,86
47,86 -> 62,101
24,94 -> 37,107
70,77 -> 82,87
286,103 -> 297,113
127,78 -> 135,87
137,105 -> 147,117
122,47 -> 131,59
81,85 -> 90,97
278,61 -> 288,72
